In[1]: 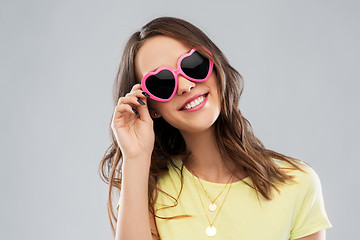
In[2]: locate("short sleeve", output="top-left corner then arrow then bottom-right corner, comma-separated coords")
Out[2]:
290,165 -> 332,239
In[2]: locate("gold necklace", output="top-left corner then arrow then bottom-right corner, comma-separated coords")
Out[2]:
190,171 -> 233,237
188,167 -> 235,212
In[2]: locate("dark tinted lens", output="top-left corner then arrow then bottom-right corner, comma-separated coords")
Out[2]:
180,51 -> 210,79
145,70 -> 175,99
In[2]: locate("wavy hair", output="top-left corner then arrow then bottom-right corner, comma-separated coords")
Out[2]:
99,16 -> 304,235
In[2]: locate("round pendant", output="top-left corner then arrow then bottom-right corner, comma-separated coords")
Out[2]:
206,225 -> 216,237
209,203 -> 217,212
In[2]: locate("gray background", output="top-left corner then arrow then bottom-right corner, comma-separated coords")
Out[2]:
1,0 -> 358,239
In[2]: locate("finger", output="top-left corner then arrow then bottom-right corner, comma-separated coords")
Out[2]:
125,89 -> 145,98
119,88 -> 152,122
115,103 -> 138,114
136,103 -> 152,122
116,84 -> 142,105
115,96 -> 140,115
127,90 -> 152,122
118,95 -> 145,107
113,103 -> 138,121
122,95 -> 151,122
124,89 -> 149,107
123,92 -> 152,122
112,109 -> 135,132
130,83 -> 141,91
118,91 -> 152,122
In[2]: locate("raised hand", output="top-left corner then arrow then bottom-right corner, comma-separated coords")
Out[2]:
111,84 -> 155,163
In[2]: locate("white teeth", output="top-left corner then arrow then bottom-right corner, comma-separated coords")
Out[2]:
184,95 -> 206,110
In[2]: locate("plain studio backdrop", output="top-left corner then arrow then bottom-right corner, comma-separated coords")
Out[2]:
1,0 -> 358,239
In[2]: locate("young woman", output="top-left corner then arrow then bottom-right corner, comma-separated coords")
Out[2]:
99,17 -> 332,240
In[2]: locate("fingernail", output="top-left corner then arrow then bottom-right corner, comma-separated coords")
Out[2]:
137,98 -> 145,105
132,108 -> 138,114
142,92 -> 150,98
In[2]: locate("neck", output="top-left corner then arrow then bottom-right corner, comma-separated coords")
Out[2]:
180,126 -> 242,183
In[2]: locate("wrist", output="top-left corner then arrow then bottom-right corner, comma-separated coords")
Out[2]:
122,154 -> 152,168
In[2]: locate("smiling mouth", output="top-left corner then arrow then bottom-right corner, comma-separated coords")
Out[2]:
180,93 -> 208,110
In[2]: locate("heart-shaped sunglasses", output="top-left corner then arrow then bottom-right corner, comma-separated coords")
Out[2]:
140,48 -> 213,102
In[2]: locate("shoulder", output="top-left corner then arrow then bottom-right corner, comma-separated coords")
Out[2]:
273,159 -> 333,238
272,158 -> 324,196
274,158 -> 321,183
156,156 -> 183,189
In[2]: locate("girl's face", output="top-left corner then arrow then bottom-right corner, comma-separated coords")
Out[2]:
135,35 -> 221,133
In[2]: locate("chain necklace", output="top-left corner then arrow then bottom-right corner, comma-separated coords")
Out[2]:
189,168 -> 234,237
188,167 -> 235,212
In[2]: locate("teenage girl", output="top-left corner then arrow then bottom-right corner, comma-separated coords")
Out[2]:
99,17 -> 332,240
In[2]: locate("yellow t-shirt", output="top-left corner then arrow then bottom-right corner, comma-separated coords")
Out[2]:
153,157 -> 332,240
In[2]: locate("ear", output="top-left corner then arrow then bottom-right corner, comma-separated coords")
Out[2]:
149,109 -> 161,118
147,103 -> 162,119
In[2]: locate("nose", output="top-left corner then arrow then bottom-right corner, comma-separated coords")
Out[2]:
176,74 -> 196,96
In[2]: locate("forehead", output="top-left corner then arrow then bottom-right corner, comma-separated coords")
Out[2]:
135,35 -> 191,80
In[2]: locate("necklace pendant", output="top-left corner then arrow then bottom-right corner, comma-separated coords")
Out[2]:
209,203 -> 217,212
205,225 -> 216,237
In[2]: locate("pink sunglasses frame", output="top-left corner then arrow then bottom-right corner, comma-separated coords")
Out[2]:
140,47 -> 214,102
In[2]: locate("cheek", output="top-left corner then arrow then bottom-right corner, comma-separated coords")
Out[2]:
147,99 -> 156,109
148,100 -> 170,115
208,76 -> 221,105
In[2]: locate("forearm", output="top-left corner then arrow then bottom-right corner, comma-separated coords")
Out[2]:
115,158 -> 152,240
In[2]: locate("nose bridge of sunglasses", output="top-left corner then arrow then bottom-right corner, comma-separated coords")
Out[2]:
174,71 -> 196,93
173,68 -> 194,83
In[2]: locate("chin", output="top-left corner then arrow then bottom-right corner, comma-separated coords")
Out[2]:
178,112 -> 220,133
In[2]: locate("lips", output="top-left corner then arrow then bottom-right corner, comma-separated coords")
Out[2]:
179,93 -> 209,110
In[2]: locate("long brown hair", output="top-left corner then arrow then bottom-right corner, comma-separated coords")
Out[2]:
99,16 -> 304,235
